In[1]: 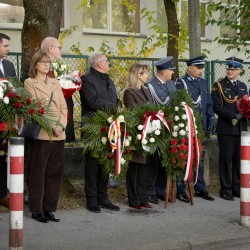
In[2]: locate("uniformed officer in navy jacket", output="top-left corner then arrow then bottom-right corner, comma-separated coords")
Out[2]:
147,56 -> 178,204
175,55 -> 215,201
211,57 -> 248,201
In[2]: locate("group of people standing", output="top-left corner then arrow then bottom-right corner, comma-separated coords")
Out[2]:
0,32 -> 248,220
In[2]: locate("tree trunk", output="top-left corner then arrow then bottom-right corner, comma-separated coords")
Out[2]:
188,0 -> 201,57
21,0 -> 62,80
164,0 -> 180,80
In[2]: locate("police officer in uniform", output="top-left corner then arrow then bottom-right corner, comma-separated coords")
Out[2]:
211,57 -> 248,201
176,55 -> 215,201
147,56 -> 179,204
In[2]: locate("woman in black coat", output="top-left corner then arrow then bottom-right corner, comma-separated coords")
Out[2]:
123,63 -> 153,209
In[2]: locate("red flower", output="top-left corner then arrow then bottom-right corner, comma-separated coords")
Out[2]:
101,126 -> 107,133
28,109 -> 35,115
7,91 -> 15,98
26,98 -> 32,105
178,153 -> 185,159
14,102 -> 22,108
181,137 -> 186,145
125,147 -> 132,154
108,144 -> 113,150
36,101 -> 42,107
125,131 -> 130,137
108,153 -> 114,159
38,107 -> 45,114
170,139 -> 178,145
171,147 -> 178,154
144,111 -> 151,118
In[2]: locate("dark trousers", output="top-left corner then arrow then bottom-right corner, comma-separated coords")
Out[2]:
29,140 -> 65,213
148,153 -> 166,197
0,155 -> 7,199
126,162 -> 149,206
217,134 -> 240,195
65,97 -> 75,143
85,153 -> 109,205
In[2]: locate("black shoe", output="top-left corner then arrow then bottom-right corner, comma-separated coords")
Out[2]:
220,193 -> 235,201
176,192 -> 190,203
148,196 -> 159,204
32,213 -> 49,223
99,202 -> 120,211
44,211 -> 60,222
195,190 -> 215,201
232,192 -> 240,198
86,204 -> 101,213
156,194 -> 165,201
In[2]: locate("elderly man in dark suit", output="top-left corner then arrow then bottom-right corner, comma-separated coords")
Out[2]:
211,57 -> 248,201
79,52 -> 121,213
0,32 -> 16,208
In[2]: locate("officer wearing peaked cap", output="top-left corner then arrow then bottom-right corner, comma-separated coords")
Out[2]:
175,55 -> 215,201
211,57 -> 248,201
147,56 -> 177,204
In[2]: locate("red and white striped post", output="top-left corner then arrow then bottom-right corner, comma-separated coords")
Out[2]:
9,137 -> 24,249
240,131 -> 250,227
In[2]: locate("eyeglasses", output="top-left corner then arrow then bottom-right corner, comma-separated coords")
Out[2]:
52,45 -> 62,50
38,60 -> 51,65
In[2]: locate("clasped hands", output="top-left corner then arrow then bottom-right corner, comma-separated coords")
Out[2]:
231,113 -> 243,126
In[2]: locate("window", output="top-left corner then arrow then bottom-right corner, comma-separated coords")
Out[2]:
82,0 -> 140,34
0,0 -> 24,28
156,0 -> 207,39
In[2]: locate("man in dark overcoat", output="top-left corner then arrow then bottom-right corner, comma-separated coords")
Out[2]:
0,33 -> 16,208
211,57 -> 248,201
175,55 -> 215,201
79,52 -> 121,213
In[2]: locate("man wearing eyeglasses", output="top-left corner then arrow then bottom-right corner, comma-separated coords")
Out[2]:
211,57 -> 248,201
0,32 -> 16,209
79,51 -> 121,213
175,55 -> 215,202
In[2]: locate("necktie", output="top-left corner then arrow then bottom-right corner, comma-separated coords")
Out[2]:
233,81 -> 237,86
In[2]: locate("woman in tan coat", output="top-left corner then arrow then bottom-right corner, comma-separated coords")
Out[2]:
123,63 -> 153,209
24,50 -> 67,223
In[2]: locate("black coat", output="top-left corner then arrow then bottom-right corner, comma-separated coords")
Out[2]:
79,67 -> 121,116
211,77 -> 248,135
0,59 -> 16,78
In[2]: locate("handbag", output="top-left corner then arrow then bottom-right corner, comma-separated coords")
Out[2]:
19,93 -> 53,140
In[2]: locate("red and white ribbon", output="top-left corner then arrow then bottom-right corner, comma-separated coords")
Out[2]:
182,103 -> 200,184
108,117 -> 126,175
141,111 -> 170,152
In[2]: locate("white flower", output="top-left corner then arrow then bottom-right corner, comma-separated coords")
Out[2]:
196,130 -> 198,134
60,78 -> 76,89
149,138 -> 155,143
127,136 -> 132,141
3,96 -> 9,104
173,125 -> 179,131
125,139 -> 130,147
61,64 -> 67,71
118,115 -> 124,122
142,139 -> 148,145
174,115 -> 180,121
107,116 -> 113,124
137,124 -> 143,131
182,114 -> 187,120
175,106 -> 179,111
179,129 -> 186,136
172,132 -> 178,137
151,120 -> 161,130
121,158 -> 126,165
101,137 -> 107,144
155,130 -> 160,135
137,134 -> 142,140
178,123 -> 185,128
0,92 -> 3,99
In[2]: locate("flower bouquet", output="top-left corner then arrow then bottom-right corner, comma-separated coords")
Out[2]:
236,94 -> 250,118
51,61 -> 82,99
0,78 -> 61,139
81,108 -> 135,177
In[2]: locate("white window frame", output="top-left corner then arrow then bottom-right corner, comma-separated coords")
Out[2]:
82,0 -> 141,36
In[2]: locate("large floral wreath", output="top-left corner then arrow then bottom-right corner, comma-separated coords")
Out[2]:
81,90 -> 205,182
